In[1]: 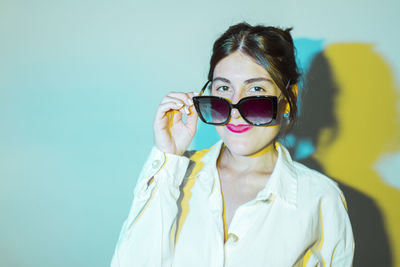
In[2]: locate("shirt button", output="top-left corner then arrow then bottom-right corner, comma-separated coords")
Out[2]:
152,160 -> 161,169
228,233 -> 239,242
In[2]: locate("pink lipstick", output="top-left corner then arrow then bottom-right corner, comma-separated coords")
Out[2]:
226,124 -> 253,133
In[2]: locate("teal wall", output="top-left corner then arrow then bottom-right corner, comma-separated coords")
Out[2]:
1,1 -> 399,266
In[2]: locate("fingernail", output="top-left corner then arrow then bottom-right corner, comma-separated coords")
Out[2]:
184,106 -> 190,114
188,99 -> 193,106
176,103 -> 184,107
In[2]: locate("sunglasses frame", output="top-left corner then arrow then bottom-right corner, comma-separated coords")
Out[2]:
192,81 -> 278,126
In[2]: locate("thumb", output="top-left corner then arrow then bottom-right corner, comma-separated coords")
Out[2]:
185,106 -> 198,133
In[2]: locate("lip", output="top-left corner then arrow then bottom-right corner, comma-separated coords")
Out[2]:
226,124 -> 253,133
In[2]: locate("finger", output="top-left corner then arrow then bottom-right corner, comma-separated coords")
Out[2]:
185,105 -> 199,133
162,95 -> 191,115
187,92 -> 198,104
167,92 -> 194,106
187,92 -> 197,98
160,95 -> 186,106
181,105 -> 191,115
172,107 -> 182,124
160,97 -> 191,116
155,101 -> 185,121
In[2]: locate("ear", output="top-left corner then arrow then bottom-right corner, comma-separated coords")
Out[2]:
284,84 -> 299,113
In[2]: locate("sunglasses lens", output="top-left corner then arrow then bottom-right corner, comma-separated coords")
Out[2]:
197,97 -> 230,124
240,98 -> 274,125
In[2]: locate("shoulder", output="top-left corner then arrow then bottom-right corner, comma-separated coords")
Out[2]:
292,160 -> 348,210
183,141 -> 223,163
180,142 -> 223,180
277,144 -> 345,202
294,161 -> 341,193
183,148 -> 211,162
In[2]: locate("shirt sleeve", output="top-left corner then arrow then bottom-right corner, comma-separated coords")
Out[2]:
307,189 -> 355,266
111,146 -> 190,267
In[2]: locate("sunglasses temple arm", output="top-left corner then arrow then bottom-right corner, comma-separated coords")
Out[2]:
198,80 -> 211,96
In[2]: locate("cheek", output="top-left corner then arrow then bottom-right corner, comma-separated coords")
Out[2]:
214,125 -> 225,137
214,124 -> 281,142
214,125 -> 282,156
253,125 -> 281,140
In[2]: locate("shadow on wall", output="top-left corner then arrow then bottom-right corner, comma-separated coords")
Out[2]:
290,43 -> 400,267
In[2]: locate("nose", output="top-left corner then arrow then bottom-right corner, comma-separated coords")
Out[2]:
231,107 -> 241,119
230,93 -> 243,119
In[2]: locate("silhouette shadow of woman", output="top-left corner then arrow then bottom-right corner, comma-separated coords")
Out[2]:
289,43 -> 400,267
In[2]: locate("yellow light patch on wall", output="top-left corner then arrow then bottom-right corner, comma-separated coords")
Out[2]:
314,43 -> 400,266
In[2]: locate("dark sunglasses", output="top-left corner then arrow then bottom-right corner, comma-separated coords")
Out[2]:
192,81 -> 278,126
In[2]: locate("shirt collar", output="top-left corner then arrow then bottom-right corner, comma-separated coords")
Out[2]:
255,143 -> 298,208
197,140 -> 298,208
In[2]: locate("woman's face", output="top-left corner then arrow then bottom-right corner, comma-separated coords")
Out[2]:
212,51 -> 285,156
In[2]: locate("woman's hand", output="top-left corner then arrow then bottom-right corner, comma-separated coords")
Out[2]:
153,92 -> 198,155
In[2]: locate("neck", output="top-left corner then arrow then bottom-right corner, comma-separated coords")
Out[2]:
218,142 -> 278,175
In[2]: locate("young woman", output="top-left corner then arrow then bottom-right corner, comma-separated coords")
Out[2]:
111,23 -> 354,267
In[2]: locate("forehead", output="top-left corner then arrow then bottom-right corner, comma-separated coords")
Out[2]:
213,51 -> 273,82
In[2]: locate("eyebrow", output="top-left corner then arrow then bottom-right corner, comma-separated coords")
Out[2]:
212,77 -> 274,84
212,77 -> 231,83
244,77 -> 274,84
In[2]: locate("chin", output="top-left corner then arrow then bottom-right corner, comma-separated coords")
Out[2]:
216,126 -> 278,156
225,142 -> 252,156
221,137 -> 262,156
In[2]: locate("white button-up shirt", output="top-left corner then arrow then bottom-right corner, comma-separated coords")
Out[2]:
111,140 -> 354,267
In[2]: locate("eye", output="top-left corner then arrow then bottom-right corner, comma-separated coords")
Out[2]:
216,85 -> 231,92
249,86 -> 265,92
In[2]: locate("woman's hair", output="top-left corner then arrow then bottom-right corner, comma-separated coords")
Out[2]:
208,22 -> 301,129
